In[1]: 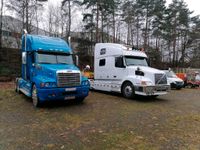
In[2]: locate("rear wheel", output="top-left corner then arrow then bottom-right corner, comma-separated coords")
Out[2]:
122,82 -> 135,99
187,83 -> 193,88
32,85 -> 40,107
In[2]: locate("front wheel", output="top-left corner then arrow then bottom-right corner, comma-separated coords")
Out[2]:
122,82 -> 135,99
32,85 -> 40,107
76,98 -> 85,103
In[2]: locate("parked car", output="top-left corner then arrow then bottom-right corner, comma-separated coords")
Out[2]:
164,70 -> 184,89
185,71 -> 200,88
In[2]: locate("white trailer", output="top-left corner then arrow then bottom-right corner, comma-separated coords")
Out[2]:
90,43 -> 170,98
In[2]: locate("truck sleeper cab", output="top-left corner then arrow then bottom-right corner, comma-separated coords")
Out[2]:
16,34 -> 90,107
90,43 -> 170,98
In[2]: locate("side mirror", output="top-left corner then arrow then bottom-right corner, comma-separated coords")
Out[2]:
22,52 -> 27,64
75,55 -> 79,66
147,58 -> 151,66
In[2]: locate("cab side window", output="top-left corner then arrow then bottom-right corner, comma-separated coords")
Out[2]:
99,59 -> 106,66
115,56 -> 125,68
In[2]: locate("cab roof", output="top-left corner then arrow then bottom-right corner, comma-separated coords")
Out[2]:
95,43 -> 147,58
22,34 -> 71,53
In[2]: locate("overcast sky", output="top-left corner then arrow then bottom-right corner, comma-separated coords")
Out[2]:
49,0 -> 200,16
166,0 -> 200,16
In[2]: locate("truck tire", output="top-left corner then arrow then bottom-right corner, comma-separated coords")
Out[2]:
77,98 -> 85,103
187,83 -> 193,88
122,82 -> 135,99
32,85 -> 40,107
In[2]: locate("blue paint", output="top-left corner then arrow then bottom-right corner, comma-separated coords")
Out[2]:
16,34 -> 89,105
22,34 -> 72,53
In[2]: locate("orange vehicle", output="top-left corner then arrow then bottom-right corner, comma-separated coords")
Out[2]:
83,71 -> 94,79
176,72 -> 200,88
176,73 -> 187,87
82,65 -> 94,79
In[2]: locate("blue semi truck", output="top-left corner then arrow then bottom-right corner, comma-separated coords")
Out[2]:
15,32 -> 90,107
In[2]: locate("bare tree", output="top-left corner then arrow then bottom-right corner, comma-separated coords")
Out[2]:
62,0 -> 72,40
0,0 -> 4,48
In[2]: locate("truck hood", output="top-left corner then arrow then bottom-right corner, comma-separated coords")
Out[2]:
127,66 -> 165,74
36,64 -> 80,80
127,66 -> 167,85
39,64 -> 79,71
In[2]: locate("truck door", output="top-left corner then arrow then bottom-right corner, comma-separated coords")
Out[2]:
112,56 -> 126,80
27,52 -> 34,80
110,56 -> 126,92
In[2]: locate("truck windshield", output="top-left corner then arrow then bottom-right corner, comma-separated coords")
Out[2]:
125,56 -> 148,66
36,52 -> 73,64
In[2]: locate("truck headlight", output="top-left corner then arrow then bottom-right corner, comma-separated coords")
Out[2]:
141,81 -> 153,86
82,80 -> 90,86
40,82 -> 56,87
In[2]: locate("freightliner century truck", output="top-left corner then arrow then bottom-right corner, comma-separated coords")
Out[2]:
15,32 -> 90,107
90,43 -> 170,98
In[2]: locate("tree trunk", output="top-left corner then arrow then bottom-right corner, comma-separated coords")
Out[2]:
35,0 -> 39,34
172,31 -> 177,66
0,0 -> 3,49
25,0 -> 29,33
168,40 -> 171,64
127,22 -> 130,45
112,10 -> 115,43
96,1 -> 99,43
101,10 -> 103,43
136,16 -> 139,48
144,5 -> 149,51
68,0 -> 71,38
22,1 -> 25,32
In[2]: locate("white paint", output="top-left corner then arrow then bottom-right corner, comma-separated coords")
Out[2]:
90,43 -> 170,97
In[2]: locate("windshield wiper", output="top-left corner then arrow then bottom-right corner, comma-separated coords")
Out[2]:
58,62 -> 68,64
127,64 -> 136,66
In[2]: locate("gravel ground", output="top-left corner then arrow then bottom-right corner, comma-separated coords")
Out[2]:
0,82 -> 200,150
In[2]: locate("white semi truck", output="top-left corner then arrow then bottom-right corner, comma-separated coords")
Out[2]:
90,43 -> 170,98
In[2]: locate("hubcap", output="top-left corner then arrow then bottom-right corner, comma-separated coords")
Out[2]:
32,86 -> 38,106
124,85 -> 133,97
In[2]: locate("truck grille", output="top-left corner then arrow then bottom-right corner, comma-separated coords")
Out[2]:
155,73 -> 167,85
57,73 -> 80,87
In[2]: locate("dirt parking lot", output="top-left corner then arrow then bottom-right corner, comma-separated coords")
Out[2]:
1,82 -> 200,150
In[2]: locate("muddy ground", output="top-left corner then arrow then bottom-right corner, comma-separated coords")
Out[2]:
0,82 -> 200,150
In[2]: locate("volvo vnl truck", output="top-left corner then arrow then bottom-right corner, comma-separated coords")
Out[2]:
90,43 -> 170,98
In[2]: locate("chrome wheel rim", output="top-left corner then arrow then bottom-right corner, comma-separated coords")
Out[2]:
124,85 -> 133,97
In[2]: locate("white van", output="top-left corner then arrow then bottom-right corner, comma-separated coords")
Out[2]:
163,70 -> 184,89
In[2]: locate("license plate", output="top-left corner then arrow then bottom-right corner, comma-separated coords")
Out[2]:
156,86 -> 166,91
65,88 -> 76,92
64,96 -> 75,100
